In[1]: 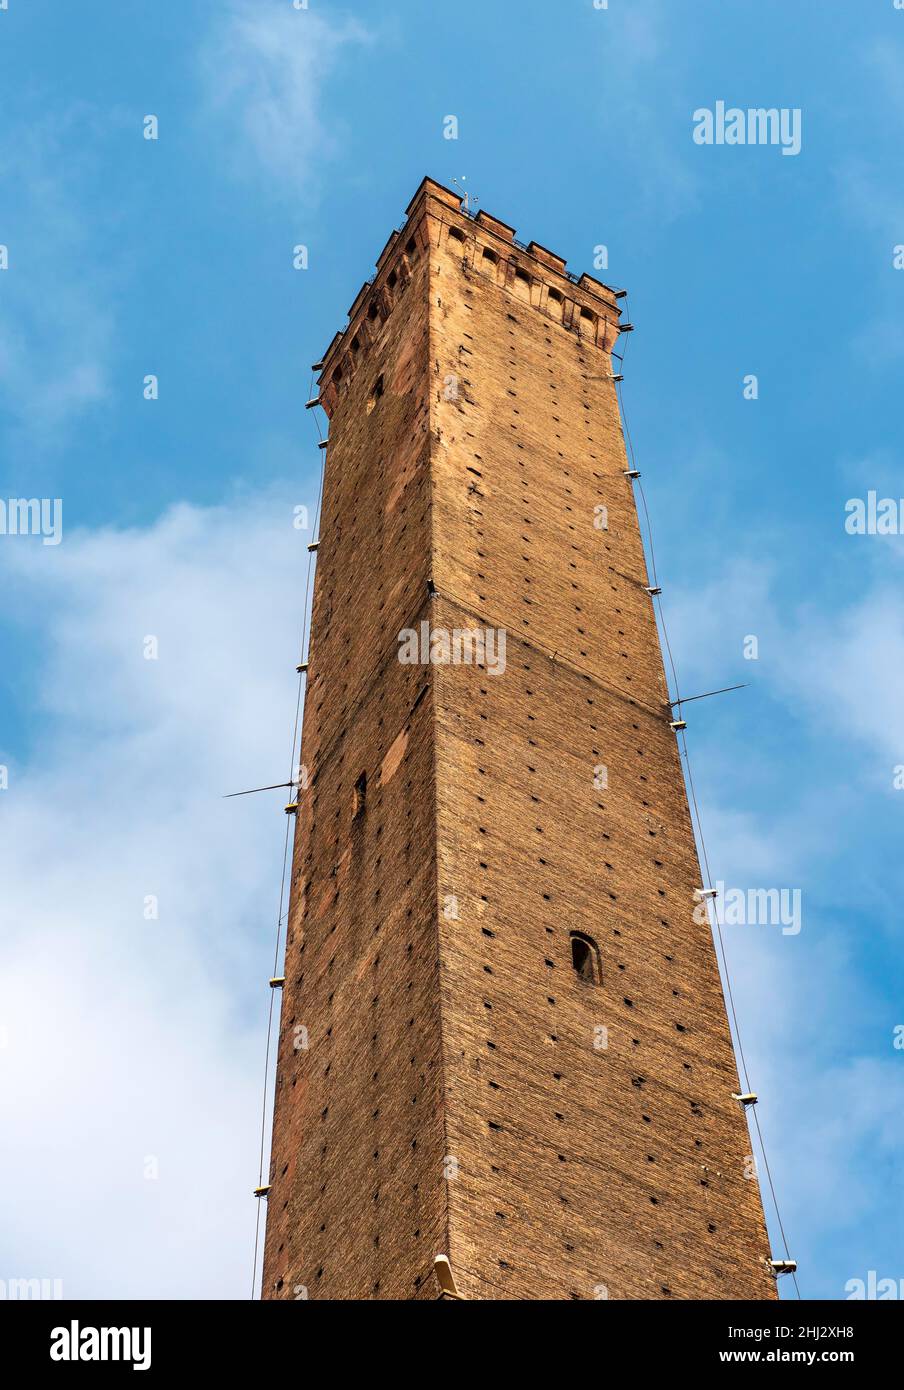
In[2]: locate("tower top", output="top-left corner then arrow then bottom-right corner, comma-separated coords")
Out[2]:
315,176 -> 623,403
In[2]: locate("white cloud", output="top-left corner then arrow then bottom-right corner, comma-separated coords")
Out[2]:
199,1 -> 371,201
777,588 -> 904,762
0,489 -> 307,1296
660,556 -> 777,694
666,543 -> 904,766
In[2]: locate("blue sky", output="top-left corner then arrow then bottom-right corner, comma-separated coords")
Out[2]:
1,0 -> 902,1300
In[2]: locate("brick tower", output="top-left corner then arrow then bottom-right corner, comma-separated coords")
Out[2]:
261,178 -> 777,1301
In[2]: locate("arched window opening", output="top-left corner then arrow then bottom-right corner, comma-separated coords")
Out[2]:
512,266 -> 531,300
570,931 -> 601,985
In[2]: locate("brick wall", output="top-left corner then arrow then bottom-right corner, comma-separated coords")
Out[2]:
262,213 -> 447,1300
262,179 -> 777,1301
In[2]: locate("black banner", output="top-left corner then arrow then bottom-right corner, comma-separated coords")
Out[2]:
0,1298 -> 896,1373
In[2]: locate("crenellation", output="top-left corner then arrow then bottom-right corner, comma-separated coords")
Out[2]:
317,178 -> 622,415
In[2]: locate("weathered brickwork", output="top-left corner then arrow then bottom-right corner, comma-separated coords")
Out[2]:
262,179 -> 777,1301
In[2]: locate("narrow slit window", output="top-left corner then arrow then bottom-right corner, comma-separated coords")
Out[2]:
570,931 -> 601,985
353,772 -> 367,818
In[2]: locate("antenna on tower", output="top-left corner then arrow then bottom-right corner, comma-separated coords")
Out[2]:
452,177 -> 478,214
222,780 -> 296,799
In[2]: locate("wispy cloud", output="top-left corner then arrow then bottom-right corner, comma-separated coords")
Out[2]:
0,111 -> 115,450
835,39 -> 904,364
661,543 -> 904,1295
199,1 -> 372,202
594,0 -> 700,223
669,541 -> 904,778
780,589 -> 904,763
